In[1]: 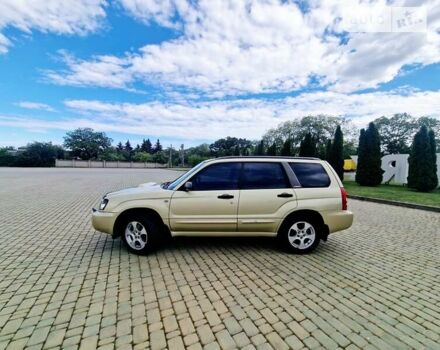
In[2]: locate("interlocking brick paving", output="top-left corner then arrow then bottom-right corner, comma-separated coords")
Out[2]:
0,168 -> 439,350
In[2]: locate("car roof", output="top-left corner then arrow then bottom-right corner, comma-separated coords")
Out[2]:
206,156 -> 322,163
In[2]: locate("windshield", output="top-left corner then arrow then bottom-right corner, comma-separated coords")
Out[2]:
165,161 -> 207,190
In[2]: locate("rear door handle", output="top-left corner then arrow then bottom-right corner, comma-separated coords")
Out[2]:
277,192 -> 293,198
218,194 -> 234,199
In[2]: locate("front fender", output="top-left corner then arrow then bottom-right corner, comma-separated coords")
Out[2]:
112,198 -> 171,226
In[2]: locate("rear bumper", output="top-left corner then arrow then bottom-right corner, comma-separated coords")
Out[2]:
91,208 -> 117,235
323,210 -> 354,234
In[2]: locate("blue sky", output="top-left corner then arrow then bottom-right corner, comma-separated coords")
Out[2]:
0,0 -> 439,148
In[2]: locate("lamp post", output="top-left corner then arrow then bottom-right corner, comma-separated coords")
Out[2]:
180,144 -> 184,167
169,145 -> 172,168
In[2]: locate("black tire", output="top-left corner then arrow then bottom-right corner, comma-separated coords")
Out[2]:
279,216 -> 321,254
120,214 -> 161,255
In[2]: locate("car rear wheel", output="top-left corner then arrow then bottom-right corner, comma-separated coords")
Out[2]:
121,215 -> 160,254
279,218 -> 320,253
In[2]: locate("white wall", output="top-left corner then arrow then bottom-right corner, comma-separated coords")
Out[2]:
55,160 -> 167,168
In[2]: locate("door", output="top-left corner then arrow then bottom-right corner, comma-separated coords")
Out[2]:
238,162 -> 296,233
169,162 -> 241,233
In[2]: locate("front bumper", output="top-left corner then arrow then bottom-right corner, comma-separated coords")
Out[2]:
323,210 -> 354,234
92,208 -> 117,235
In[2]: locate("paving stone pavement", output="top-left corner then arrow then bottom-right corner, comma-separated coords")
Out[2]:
0,168 -> 439,350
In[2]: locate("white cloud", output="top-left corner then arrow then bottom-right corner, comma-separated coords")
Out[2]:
48,0 -> 324,95
2,89 -> 439,143
117,0 -> 182,28
64,89 -> 440,136
16,101 -> 55,112
45,51 -> 133,90
46,0 -> 440,95
0,0 -> 107,53
0,32 -> 10,54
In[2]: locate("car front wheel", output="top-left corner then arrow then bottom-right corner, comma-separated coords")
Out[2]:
121,216 -> 160,254
280,218 -> 320,253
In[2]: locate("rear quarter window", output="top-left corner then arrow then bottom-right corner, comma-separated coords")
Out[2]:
289,163 -> 331,188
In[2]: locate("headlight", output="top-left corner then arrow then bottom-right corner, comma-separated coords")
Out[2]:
99,198 -> 109,210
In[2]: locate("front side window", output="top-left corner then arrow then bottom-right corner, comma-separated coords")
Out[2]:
190,162 -> 241,191
289,163 -> 330,188
241,162 -> 289,189
167,161 -> 206,190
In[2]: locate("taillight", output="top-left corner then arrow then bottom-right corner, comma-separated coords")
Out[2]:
340,187 -> 348,210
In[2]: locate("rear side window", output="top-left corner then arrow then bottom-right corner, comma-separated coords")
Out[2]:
190,162 -> 241,190
289,163 -> 330,188
242,162 -> 289,189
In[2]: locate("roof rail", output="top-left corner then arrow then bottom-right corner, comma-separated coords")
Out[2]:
215,156 -> 321,161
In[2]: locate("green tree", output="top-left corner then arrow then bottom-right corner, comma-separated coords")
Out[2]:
116,142 -> 124,152
124,140 -> 133,160
164,146 -> 180,167
343,141 -> 357,159
233,145 -> 240,156
355,129 -> 366,184
418,117 -> 440,151
263,115 -> 357,154
100,148 -> 124,161
255,140 -> 265,156
0,147 -> 15,166
324,139 -> 332,161
153,139 -> 162,153
374,113 -> 417,154
266,142 -> 277,156
63,128 -> 112,160
328,126 -> 344,180
187,154 -> 210,167
141,138 -> 153,153
429,129 -> 438,189
407,126 -> 438,192
316,144 -> 326,160
209,137 -> 252,157
152,151 -> 167,164
186,143 -> 210,159
15,142 -> 60,167
299,133 -> 316,157
280,139 -> 292,156
355,123 -> 383,186
133,152 -> 153,163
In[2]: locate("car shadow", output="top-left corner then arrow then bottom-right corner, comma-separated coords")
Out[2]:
160,235 -> 280,253
97,232 -> 330,255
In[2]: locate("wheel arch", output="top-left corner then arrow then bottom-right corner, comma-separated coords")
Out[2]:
113,208 -> 169,238
278,209 -> 329,241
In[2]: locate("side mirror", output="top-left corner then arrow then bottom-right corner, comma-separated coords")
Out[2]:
184,181 -> 193,191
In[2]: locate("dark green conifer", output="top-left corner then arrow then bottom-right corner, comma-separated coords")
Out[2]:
266,142 -> 277,156
355,123 -> 383,186
299,133 -> 316,157
280,139 -> 292,156
408,126 -> 438,191
329,126 -> 344,180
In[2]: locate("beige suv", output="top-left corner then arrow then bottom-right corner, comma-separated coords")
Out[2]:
92,157 -> 353,254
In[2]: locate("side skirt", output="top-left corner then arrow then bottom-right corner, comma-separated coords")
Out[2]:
170,231 -> 278,237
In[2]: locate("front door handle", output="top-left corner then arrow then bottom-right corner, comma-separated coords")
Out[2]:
218,194 -> 234,199
277,192 -> 293,198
